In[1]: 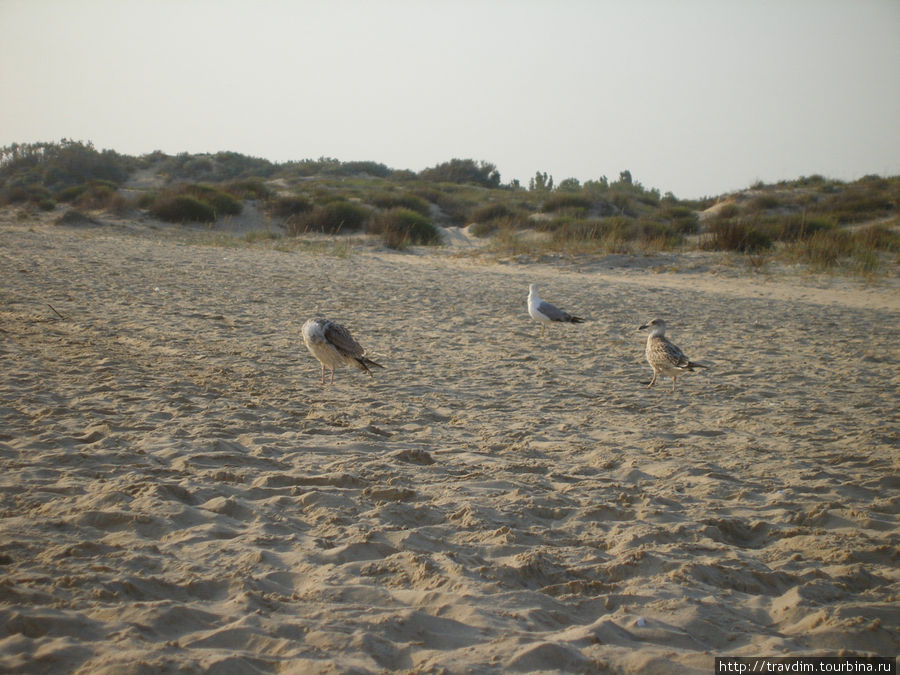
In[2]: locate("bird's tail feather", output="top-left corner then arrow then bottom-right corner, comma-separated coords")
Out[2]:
355,357 -> 385,375
686,361 -> 708,370
568,316 -> 585,324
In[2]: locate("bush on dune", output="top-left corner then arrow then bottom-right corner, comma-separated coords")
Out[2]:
150,194 -> 217,223
368,191 -> 431,216
269,194 -> 314,218
145,183 -> 242,224
284,200 -> 371,235
370,207 -> 441,249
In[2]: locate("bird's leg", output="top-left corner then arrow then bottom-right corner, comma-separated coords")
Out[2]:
648,372 -> 657,388
671,376 -> 677,393
540,324 -> 545,338
330,368 -> 335,384
320,365 -> 326,385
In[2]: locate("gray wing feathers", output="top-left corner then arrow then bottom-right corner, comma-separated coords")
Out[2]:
538,300 -> 584,323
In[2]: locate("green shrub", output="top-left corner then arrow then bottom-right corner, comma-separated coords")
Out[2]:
417,188 -> 481,225
135,191 -> 156,209
635,219 -> 683,248
226,179 -> 272,200
608,191 -> 635,216
411,187 -> 442,203
311,189 -> 346,205
286,200 -> 371,235
82,183 -> 117,209
55,185 -> 87,202
748,193 -> 781,211
159,152 -> 276,182
600,216 -> 638,241
663,205 -> 700,234
372,207 -> 441,249
470,202 -> 514,223
143,183 -> 242,223
1,183 -> 52,207
150,195 -> 216,223
184,184 -> 242,217
556,178 -> 582,192
3,186 -> 30,204
715,203 -> 740,219
1,140 -> 131,193
369,191 -> 431,216
818,183 -> 894,223
319,200 -> 370,232
339,160 -> 392,177
419,158 -> 500,187
51,180 -> 131,211
56,209 -> 102,226
541,193 -> 592,214
468,218 -> 504,237
270,194 -> 313,217
277,157 -> 391,179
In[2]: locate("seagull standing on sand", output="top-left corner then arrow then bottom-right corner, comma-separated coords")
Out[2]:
527,284 -> 585,337
639,318 -> 706,392
301,318 -> 384,384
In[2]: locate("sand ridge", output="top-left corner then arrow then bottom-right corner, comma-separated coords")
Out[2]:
0,219 -> 898,673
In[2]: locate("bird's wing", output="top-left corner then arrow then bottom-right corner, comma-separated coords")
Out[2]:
537,300 -> 572,322
659,337 -> 691,367
323,321 -> 366,359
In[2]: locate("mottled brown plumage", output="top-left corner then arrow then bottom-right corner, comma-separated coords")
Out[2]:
639,318 -> 706,392
302,318 -> 383,384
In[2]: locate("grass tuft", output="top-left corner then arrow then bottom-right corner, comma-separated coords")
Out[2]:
703,220 -> 773,253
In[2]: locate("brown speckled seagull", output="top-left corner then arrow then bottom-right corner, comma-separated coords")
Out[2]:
639,318 -> 706,392
302,318 -> 384,384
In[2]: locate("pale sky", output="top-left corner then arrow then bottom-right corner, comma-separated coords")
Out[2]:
2,0 -> 898,198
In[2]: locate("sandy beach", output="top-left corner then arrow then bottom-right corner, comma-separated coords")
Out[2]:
1,212 -> 898,673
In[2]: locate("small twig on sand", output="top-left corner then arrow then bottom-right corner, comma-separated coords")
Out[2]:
47,303 -> 70,321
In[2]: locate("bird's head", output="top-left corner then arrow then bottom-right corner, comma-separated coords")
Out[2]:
639,318 -> 666,335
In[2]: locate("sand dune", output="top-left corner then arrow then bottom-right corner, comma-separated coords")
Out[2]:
1,214 -> 897,673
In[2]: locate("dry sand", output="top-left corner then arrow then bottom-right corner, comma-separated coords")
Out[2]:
1,211 -> 898,673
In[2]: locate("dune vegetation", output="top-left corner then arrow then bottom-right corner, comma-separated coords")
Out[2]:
1,139 -> 897,270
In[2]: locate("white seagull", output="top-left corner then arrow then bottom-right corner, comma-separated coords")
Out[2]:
301,318 -> 384,384
527,284 -> 585,337
639,318 -> 706,392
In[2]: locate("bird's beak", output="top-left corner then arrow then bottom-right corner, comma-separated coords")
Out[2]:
639,324 -> 648,330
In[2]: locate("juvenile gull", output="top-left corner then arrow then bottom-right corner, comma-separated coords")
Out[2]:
527,283 -> 585,337
639,318 -> 706,392
301,318 -> 384,384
